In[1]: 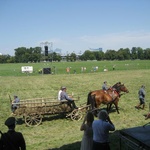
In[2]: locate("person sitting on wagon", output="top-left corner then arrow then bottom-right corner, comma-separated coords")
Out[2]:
58,86 -> 63,101
60,87 -> 78,109
11,95 -> 20,113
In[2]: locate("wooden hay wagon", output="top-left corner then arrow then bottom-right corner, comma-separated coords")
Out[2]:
12,97 -> 91,127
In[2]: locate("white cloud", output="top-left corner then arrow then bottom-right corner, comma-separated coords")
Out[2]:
79,30 -> 150,51
37,30 -> 150,54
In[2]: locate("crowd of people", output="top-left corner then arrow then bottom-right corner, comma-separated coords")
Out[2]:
0,82 -> 148,150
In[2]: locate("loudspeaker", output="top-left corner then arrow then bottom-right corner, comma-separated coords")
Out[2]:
43,68 -> 51,74
44,46 -> 48,56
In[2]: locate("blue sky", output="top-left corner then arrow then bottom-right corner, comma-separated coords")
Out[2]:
0,0 -> 150,56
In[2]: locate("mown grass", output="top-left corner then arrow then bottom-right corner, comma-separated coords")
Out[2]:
0,61 -> 150,150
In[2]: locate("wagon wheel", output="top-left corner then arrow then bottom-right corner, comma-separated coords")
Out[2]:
24,114 -> 42,127
71,109 -> 83,121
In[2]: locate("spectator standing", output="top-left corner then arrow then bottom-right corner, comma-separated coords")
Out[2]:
92,110 -> 115,150
66,67 -> 70,74
0,117 -> 26,150
135,85 -> 146,109
80,112 -> 94,150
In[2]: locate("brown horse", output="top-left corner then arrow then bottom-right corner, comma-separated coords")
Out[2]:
87,82 -> 129,114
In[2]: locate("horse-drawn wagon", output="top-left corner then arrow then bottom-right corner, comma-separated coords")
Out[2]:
11,97 -> 91,127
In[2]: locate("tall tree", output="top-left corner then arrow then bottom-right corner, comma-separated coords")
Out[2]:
14,47 -> 42,63
70,52 -> 77,61
117,48 -> 130,60
144,48 -> 150,59
131,47 -> 138,59
136,47 -> 144,59
105,50 -> 116,60
81,50 -> 96,60
93,51 -> 104,60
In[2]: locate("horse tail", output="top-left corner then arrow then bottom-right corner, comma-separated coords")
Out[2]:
87,92 -> 91,105
87,92 -> 95,110
87,92 -> 98,117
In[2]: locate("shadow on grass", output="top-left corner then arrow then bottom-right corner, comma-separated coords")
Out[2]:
47,124 -> 150,150
45,130 -> 121,150
46,141 -> 81,150
42,113 -> 68,122
16,113 -> 70,126
16,117 -> 25,125
95,106 -> 121,115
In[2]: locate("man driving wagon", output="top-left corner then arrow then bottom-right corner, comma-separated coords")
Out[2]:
60,87 -> 78,109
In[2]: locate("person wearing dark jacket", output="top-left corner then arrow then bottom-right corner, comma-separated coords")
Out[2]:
0,117 -> 26,150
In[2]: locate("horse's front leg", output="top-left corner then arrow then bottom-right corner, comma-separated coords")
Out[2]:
106,104 -> 109,112
106,103 -> 112,113
114,98 -> 120,114
108,103 -> 112,111
114,103 -> 119,114
93,103 -> 100,117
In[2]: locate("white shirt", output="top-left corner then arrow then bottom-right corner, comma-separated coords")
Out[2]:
58,90 -> 62,100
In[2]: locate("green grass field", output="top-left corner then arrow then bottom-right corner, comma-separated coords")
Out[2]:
0,60 -> 150,76
0,60 -> 150,150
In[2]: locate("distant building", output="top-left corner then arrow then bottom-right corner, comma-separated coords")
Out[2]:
89,48 -> 103,52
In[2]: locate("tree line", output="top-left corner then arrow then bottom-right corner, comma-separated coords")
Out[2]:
0,46 -> 150,63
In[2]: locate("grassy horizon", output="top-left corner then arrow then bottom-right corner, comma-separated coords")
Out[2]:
0,60 -> 150,76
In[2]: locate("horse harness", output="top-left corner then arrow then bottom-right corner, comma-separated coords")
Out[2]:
105,88 -> 120,101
